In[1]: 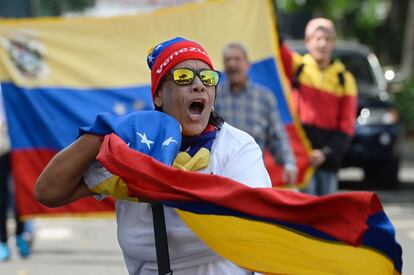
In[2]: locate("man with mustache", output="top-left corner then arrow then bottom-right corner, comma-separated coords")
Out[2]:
215,43 -> 297,186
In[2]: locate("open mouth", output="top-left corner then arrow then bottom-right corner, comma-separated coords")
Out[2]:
227,67 -> 240,75
188,99 -> 205,118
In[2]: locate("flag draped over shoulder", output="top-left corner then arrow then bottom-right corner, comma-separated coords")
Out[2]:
0,0 -> 312,219
81,110 -> 402,275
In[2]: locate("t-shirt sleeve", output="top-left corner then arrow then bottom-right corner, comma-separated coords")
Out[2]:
264,91 -> 296,166
83,161 -> 139,202
83,160 -> 113,189
221,135 -> 272,188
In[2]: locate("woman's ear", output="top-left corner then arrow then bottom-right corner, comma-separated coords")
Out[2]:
153,90 -> 163,108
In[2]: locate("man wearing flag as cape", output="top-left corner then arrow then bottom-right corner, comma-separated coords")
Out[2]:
35,37 -> 402,275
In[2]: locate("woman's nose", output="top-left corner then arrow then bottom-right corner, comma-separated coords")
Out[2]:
191,75 -> 205,92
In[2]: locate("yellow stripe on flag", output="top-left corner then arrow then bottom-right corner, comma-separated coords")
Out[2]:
0,0 -> 277,88
177,210 -> 395,275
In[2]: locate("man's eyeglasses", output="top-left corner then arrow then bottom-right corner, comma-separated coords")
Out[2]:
170,68 -> 221,87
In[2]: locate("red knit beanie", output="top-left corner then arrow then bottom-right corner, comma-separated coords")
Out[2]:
147,37 -> 214,98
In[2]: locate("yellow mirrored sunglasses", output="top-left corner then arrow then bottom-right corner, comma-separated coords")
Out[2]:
171,68 -> 221,87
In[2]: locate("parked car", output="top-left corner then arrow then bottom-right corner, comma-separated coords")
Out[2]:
286,40 -> 404,188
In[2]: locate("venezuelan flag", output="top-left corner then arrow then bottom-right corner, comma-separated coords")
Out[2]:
0,0 -> 310,217
94,129 -> 402,275
76,108 -> 401,274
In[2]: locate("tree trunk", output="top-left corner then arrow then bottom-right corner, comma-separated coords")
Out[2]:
380,0 -> 407,65
401,0 -> 414,80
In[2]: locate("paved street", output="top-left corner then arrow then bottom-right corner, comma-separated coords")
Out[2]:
0,217 -> 126,275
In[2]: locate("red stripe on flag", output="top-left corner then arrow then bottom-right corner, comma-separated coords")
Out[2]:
12,150 -> 114,217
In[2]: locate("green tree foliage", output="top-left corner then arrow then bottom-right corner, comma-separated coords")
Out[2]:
395,81 -> 414,134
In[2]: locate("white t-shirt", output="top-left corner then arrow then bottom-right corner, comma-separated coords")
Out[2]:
84,122 -> 271,275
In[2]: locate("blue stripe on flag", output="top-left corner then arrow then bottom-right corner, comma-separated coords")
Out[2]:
362,211 -> 403,272
2,57 -> 292,150
2,82 -> 154,150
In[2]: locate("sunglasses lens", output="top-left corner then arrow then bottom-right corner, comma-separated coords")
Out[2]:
172,69 -> 194,85
199,70 -> 220,86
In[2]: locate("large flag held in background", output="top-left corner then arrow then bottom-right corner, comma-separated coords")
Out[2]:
0,0 -> 311,218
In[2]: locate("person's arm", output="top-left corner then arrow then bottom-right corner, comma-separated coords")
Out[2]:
279,42 -> 303,83
265,92 -> 296,166
264,92 -> 297,184
35,134 -> 102,207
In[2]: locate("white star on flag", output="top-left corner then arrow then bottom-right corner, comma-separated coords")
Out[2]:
136,132 -> 154,149
113,102 -> 126,115
148,54 -> 154,64
162,137 -> 178,147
